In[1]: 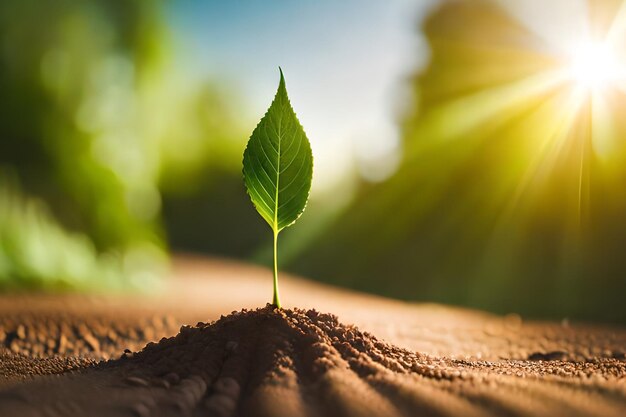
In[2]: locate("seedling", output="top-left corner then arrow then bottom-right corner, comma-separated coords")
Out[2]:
243,69 -> 313,309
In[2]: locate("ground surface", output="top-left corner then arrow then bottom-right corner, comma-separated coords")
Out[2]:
0,256 -> 625,416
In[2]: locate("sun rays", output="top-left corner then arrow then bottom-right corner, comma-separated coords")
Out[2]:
397,0 -> 626,308
410,0 -> 626,235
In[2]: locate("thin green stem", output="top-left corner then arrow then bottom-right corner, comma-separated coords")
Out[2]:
272,228 -> 281,308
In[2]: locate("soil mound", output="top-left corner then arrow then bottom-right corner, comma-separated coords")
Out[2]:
116,305 -> 434,417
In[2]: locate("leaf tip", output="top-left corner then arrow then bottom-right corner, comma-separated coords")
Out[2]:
278,66 -> 285,88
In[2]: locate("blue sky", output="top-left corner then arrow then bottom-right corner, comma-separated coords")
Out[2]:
166,0 -> 435,191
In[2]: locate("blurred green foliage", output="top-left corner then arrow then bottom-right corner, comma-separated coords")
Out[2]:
0,178 -> 123,290
289,0 -> 626,324
0,0 -> 256,289
0,0 -> 164,250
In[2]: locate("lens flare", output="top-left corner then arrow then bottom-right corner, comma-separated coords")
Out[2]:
568,41 -> 622,90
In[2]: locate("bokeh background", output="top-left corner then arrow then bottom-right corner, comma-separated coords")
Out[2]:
2,0 -> 626,323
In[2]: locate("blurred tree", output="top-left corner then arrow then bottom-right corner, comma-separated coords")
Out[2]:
0,0 -> 253,288
290,0 -> 626,323
158,84 -> 268,259
0,0 -> 166,250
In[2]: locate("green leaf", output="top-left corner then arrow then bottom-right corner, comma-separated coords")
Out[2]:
242,68 -> 313,308
243,69 -> 313,234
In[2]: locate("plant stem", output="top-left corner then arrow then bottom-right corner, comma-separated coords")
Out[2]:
272,228 -> 281,308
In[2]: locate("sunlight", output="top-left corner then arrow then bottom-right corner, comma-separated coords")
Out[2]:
568,41 -> 623,90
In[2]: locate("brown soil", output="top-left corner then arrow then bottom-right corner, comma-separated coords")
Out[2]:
0,303 -> 179,360
0,256 -> 625,417
0,306 -> 625,417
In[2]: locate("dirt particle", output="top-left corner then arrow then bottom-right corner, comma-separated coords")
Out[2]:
57,334 -> 68,354
204,394 -> 237,417
83,333 -> 100,353
163,372 -> 180,385
122,348 -> 134,359
16,325 -> 26,340
225,341 -> 238,352
130,402 -> 151,417
9,340 -> 20,353
213,377 -> 240,398
124,376 -> 149,387
154,378 -> 170,389
612,351 -> 626,360
528,351 -> 568,361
